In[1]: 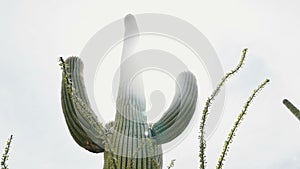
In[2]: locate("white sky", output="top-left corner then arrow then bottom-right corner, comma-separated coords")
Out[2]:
1,0 -> 300,169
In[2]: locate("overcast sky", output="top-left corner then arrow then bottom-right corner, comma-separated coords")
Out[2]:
1,0 -> 300,169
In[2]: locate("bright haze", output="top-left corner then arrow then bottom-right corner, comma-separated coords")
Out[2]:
0,0 -> 300,169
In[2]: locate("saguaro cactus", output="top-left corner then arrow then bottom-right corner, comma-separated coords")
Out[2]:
60,14 -> 198,169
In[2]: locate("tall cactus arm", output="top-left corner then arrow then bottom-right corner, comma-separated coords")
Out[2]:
150,71 -> 198,145
60,56 -> 106,153
117,14 -> 146,111
283,99 -> 300,121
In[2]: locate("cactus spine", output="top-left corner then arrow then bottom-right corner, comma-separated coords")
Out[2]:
60,14 -> 198,169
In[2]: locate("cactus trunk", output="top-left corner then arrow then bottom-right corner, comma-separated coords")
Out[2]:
103,105 -> 163,169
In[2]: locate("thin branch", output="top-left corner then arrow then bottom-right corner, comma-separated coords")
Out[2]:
1,135 -> 13,169
199,48 -> 248,169
167,159 -> 176,169
216,79 -> 270,169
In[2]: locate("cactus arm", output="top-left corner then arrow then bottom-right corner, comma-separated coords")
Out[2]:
283,99 -> 300,121
60,56 -> 106,153
150,71 -> 198,144
117,14 -> 146,111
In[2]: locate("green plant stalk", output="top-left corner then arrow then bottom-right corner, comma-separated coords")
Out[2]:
283,99 -> 300,121
216,79 -> 270,169
199,48 -> 247,169
1,135 -> 13,169
59,57 -> 119,168
167,159 -> 176,169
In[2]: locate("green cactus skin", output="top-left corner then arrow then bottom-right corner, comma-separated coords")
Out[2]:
61,57 -> 105,153
150,72 -> 198,144
60,57 -> 198,169
283,99 -> 300,121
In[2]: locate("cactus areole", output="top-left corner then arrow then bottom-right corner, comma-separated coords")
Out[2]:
60,14 -> 198,169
